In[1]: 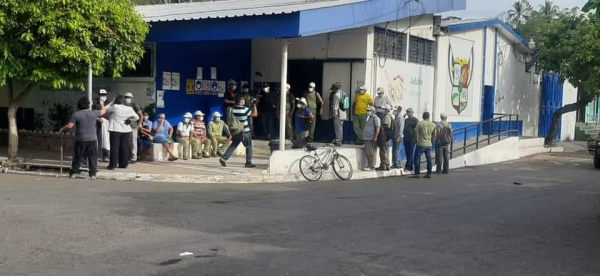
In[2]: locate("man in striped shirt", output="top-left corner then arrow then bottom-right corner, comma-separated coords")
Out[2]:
219,94 -> 258,168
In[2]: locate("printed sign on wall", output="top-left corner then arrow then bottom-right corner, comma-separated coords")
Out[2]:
162,72 -> 171,90
171,72 -> 180,91
186,79 -> 195,95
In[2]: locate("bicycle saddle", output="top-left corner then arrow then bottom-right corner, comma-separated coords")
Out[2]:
305,144 -> 318,151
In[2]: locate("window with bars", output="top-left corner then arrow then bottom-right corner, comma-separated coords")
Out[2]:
374,27 -> 407,61
409,36 -> 435,66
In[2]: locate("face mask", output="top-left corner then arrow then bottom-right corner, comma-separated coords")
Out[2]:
377,93 -> 383,97
143,116 -> 149,121
263,88 -> 270,93
231,86 -> 237,91
296,104 -> 303,108
125,98 -> 132,104
308,88 -> 314,92
215,117 -> 221,122
239,101 -> 245,106
184,118 -> 190,123
159,117 -> 165,121
242,88 -> 249,93
100,96 -> 107,102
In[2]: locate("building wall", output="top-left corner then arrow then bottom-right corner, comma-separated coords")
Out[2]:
561,81 -> 578,141
494,34 -> 541,137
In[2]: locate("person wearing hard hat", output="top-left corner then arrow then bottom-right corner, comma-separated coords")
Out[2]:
303,82 -> 323,141
294,97 -> 314,148
192,111 -> 212,159
123,92 -> 143,163
208,111 -> 232,157
223,79 -> 237,111
352,86 -> 373,145
176,112 -> 199,161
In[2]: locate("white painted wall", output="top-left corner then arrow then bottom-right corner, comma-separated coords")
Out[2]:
434,29 -> 484,122
561,81 -> 578,141
494,34 -> 541,137
483,28 -> 495,86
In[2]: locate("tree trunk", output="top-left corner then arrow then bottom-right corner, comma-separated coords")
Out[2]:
6,80 -> 36,160
544,96 -> 591,146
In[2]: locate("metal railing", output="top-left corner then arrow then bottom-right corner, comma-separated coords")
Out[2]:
449,113 -> 520,158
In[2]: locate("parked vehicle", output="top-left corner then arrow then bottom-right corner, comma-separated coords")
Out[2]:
587,134 -> 600,169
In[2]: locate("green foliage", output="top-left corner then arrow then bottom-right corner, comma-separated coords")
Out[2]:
0,0 -> 149,90
583,0 -> 600,15
47,103 -> 73,132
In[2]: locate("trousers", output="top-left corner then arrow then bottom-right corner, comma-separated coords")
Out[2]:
70,140 -> 98,177
333,118 -> 343,142
109,131 -> 132,169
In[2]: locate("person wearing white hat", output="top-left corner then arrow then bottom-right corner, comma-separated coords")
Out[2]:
376,104 -> 394,171
434,112 -> 453,174
123,92 -> 143,163
374,87 -> 392,115
303,82 -> 323,141
192,111 -> 212,159
208,111 -> 232,157
283,83 -> 294,140
176,112 -> 198,160
93,89 -> 110,162
293,97 -> 314,147
362,106 -> 380,170
352,86 -> 373,145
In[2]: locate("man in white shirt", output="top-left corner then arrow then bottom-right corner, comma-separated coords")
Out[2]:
176,112 -> 200,160
374,87 -> 392,115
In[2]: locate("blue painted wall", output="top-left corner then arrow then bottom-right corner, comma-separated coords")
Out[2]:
539,72 -> 563,140
154,40 -> 252,126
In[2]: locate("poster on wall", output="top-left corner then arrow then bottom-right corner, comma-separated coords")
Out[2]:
447,37 -> 475,117
375,60 -> 433,119
171,72 -> 180,90
196,67 -> 203,80
210,81 -> 219,95
186,79 -> 195,95
211,67 -> 217,80
156,90 -> 165,108
162,72 -> 171,90
146,83 -> 155,103
194,79 -> 203,95
218,81 -> 226,98
202,80 -> 211,95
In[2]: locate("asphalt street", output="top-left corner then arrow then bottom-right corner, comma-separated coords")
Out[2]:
1,152 -> 600,276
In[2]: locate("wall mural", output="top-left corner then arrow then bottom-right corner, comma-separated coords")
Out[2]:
376,60 -> 432,119
447,37 -> 475,116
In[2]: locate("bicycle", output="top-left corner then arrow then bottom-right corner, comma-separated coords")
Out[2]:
298,143 -> 353,181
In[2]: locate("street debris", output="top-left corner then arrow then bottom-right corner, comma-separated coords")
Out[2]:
179,252 -> 194,256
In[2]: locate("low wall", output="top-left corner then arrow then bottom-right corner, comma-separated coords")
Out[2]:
0,129 -> 76,152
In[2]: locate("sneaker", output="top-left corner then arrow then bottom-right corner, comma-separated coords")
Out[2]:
130,160 -> 137,164
107,166 -> 115,170
102,158 -> 110,163
219,158 -> 227,167
410,175 -> 420,179
211,153 -> 217,157
192,156 -> 201,159
424,174 -> 432,179
69,174 -> 76,179
203,153 -> 211,158
90,176 -> 97,180
245,163 -> 256,168
333,140 -> 342,147
375,167 -> 386,171
362,167 -> 373,171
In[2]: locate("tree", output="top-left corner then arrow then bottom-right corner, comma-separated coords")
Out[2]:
583,0 -> 600,15
0,0 -> 149,160
536,14 -> 600,145
133,0 -> 211,5
508,0 -> 533,27
539,0 -> 560,17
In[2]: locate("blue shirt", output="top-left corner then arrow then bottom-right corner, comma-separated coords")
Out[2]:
152,120 -> 172,138
295,108 -> 313,133
142,120 -> 153,129
231,105 -> 252,132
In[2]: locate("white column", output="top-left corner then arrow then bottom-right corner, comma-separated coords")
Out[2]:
87,64 -> 93,110
279,39 -> 288,151
432,35 -> 439,120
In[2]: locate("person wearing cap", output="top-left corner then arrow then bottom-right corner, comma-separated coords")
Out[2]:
219,94 -> 258,168
208,111 -> 232,157
224,79 -> 237,110
434,112 -> 453,174
353,86 -> 373,145
374,87 -> 392,115
257,83 -> 277,140
152,113 -> 178,162
93,89 -> 110,162
392,106 -> 405,168
282,83 -> 295,140
376,104 -> 394,171
294,97 -> 314,148
176,112 -> 199,160
412,111 -> 436,178
303,82 -> 323,141
362,106 -> 380,171
240,84 -> 256,136
123,92 -> 143,163
403,107 -> 419,171
329,82 -> 346,146
192,111 -> 212,159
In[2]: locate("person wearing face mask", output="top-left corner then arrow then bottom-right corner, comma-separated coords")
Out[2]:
138,111 -> 154,157
123,92 -> 143,163
106,95 -> 140,169
93,89 -> 111,162
224,79 -> 237,112
257,83 -> 277,140
362,106 -> 380,171
152,113 -> 178,161
208,112 -> 232,157
293,97 -> 314,148
329,82 -> 346,146
403,107 -> 419,172
376,104 -> 394,171
282,83 -> 294,140
240,84 -> 256,137
176,112 -> 200,161
303,82 -> 323,141
191,111 -> 212,159
352,86 -> 373,145
374,87 -> 392,116
392,106 -> 405,169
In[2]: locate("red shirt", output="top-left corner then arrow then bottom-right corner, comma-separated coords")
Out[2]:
193,119 -> 206,136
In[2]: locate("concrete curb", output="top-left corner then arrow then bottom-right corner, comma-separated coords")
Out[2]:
3,167 -> 406,184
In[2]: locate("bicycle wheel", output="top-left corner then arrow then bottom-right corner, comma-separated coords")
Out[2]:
299,155 -> 323,181
332,154 -> 353,180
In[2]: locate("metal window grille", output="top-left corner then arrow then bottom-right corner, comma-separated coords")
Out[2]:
374,27 -> 407,61
408,35 -> 435,66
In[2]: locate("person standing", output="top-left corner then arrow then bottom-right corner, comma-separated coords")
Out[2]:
329,82 -> 346,146
192,111 -> 212,159
294,97 -> 314,148
303,82 -> 323,141
123,92 -> 143,163
106,95 -> 139,170
219,95 -> 258,168
435,112 -> 453,174
240,84 -> 255,137
93,89 -> 110,162
208,112 -> 231,157
223,79 -> 237,114
374,87 -> 392,116
403,108 -> 419,171
176,112 -> 199,161
352,86 -> 373,145
362,106 -> 380,171
59,97 -> 106,179
283,83 -> 295,140
392,106 -> 405,169
412,112 -> 436,178
376,105 -> 393,171
258,83 -> 277,140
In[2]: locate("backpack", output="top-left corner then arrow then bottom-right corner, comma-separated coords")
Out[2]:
329,91 -> 350,112
437,123 -> 453,146
227,107 -> 245,136
377,113 -> 394,142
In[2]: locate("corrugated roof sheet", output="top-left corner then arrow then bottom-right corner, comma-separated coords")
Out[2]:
137,0 -> 367,22
441,18 -> 496,27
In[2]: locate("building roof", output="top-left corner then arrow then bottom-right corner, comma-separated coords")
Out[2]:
442,18 -> 533,53
137,0 -> 365,22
